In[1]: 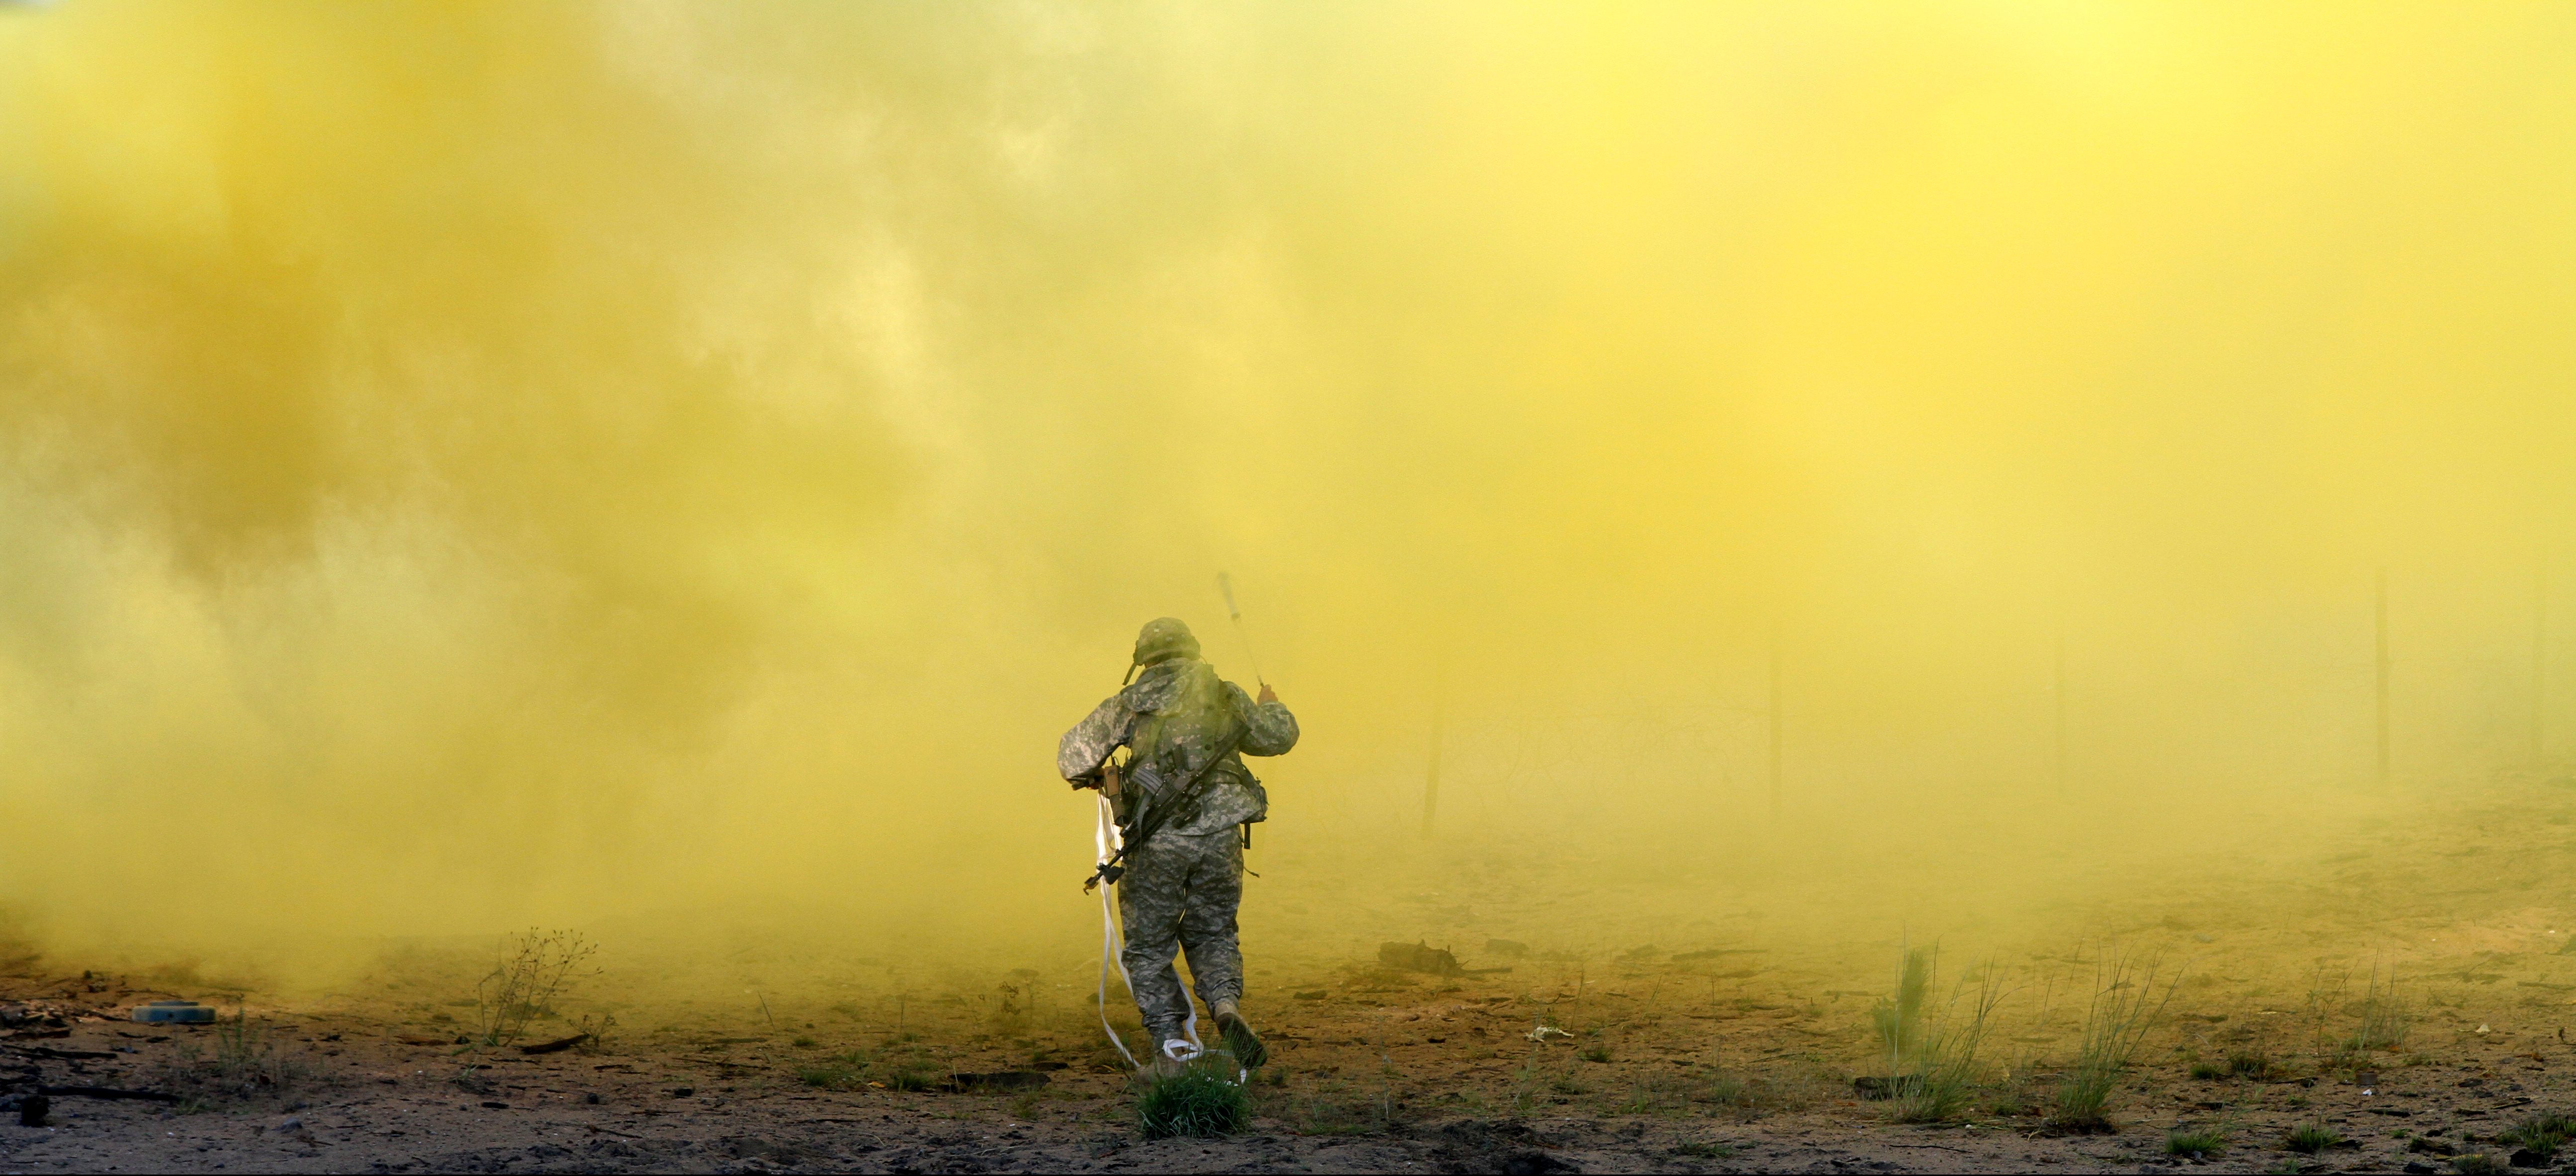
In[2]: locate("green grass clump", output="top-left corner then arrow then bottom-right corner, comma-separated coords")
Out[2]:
796,1047 -> 934,1092
1868,944 -> 2005,1124
796,1059 -> 856,1089
2497,1112 -> 2576,1163
1871,945 -> 1934,1063
2187,1048 -> 2274,1081
2285,1123 -> 2341,1154
2048,949 -> 2177,1133
153,1005 -> 312,1106
2166,1126 -> 2228,1159
2451,1153 -> 2507,1176
1138,1058 -> 1251,1139
2342,965 -> 2411,1055
1617,1072 -> 1691,1114
2226,1049 -> 2279,1080
213,1009 -> 286,1087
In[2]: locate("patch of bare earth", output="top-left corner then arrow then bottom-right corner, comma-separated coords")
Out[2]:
9,779 -> 2576,1172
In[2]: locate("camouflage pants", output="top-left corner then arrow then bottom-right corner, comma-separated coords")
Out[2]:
1116,827 -> 1244,1040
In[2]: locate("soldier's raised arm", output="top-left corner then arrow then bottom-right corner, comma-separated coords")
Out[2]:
1230,682 -> 1299,757
1058,695 -> 1136,783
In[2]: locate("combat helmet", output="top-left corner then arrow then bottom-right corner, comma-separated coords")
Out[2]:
1131,617 -> 1201,668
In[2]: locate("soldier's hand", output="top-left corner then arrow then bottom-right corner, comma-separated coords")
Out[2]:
1257,683 -> 1278,705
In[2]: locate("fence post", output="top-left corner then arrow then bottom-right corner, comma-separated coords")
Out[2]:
2538,560 -> 2550,767
1769,626 -> 1784,817
1421,659 -> 1444,839
2376,570 -> 2392,786
2054,630 -> 2069,794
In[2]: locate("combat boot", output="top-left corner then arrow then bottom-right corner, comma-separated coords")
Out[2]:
1211,999 -> 1267,1068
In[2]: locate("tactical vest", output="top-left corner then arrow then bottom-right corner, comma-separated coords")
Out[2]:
1121,660 -> 1268,832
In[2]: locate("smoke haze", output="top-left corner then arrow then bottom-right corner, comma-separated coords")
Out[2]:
2,2 -> 2573,984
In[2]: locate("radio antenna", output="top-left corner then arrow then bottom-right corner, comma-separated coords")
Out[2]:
1216,571 -> 1267,687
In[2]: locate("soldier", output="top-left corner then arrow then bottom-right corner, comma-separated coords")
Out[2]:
1059,617 -> 1299,1072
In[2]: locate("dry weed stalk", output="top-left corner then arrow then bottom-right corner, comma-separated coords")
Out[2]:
475,928 -> 600,1048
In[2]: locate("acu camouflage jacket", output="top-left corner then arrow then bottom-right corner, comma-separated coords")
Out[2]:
1057,658 -> 1299,837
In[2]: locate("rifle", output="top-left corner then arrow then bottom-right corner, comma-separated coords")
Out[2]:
1083,727 -> 1245,893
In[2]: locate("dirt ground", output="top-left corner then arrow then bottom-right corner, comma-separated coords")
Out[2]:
8,777 -> 2576,1174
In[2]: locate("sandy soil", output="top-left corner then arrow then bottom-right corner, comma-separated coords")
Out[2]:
9,779 -> 2576,1174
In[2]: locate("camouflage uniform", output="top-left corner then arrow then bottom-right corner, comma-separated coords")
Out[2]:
1060,619 -> 1299,1042
1112,829 -> 1248,1038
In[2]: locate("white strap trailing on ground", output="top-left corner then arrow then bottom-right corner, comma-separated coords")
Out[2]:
1094,793 -> 1202,1071
1094,794 -> 1141,1071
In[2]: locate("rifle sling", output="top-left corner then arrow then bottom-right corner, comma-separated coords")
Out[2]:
1110,728 -> 1245,869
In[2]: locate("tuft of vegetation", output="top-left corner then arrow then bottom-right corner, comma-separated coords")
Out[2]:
2496,1112 -> 2576,1164
1869,944 -> 2006,1124
2285,1123 -> 2341,1154
571,1011 -> 618,1055
797,1045 -> 935,1092
215,1008 -> 271,1076
1702,1074 -> 1752,1108
2193,1043 -> 2280,1080
2301,964 -> 2347,1069
1700,1069 -> 1821,1116
1508,1045 -> 1553,1114
1871,945 -> 1934,1065
2227,1048 -> 2280,1080
1618,1071 -> 1692,1114
2167,1125 -> 2229,1159
2048,948 -> 2178,1133
2451,1153 -> 2507,1176
2343,964 -> 2411,1056
1137,1057 -> 1251,1139
1281,1076 -> 1393,1136
150,1004 -> 310,1107
475,929 -> 599,1049
2407,1133 -> 2457,1157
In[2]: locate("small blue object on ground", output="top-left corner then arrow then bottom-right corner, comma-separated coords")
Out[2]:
132,1000 -> 215,1023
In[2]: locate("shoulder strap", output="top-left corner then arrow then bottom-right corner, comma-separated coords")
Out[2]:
1083,725 -> 1245,891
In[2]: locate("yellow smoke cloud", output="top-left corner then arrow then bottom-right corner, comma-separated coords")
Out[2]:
0,1 -> 2571,978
